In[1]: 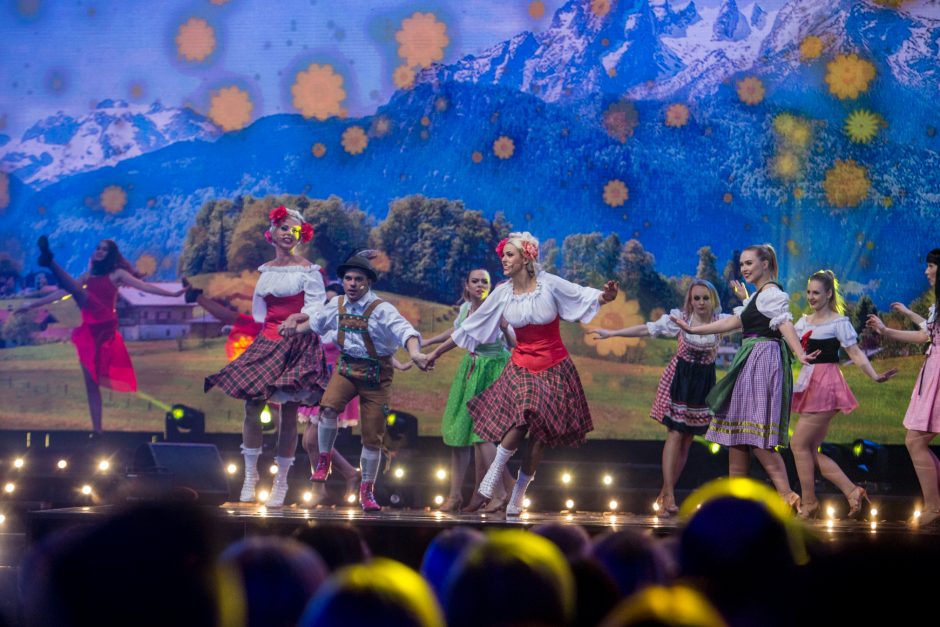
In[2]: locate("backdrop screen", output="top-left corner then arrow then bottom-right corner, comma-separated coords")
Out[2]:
1,0 -> 937,442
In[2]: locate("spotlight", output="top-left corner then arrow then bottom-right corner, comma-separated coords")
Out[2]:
522,497 -> 531,509
709,442 -> 721,454
3,483 -> 14,494
435,468 -> 447,481
564,498 -> 575,510
269,464 -> 278,475
870,507 -> 879,518
851,439 -> 883,472
56,459 -> 68,470
393,467 -> 405,479
259,405 -> 274,430
346,494 -> 357,504
302,491 -> 313,503
608,499 -> 619,511
434,495 -> 444,505
98,459 -> 110,472
226,463 -> 238,475
258,489 -> 270,502
80,485 -> 92,496
826,505 -> 835,519
602,474 -> 613,486
0,514 -> 5,525
385,411 -> 419,449
165,403 -> 207,440
652,500 -> 661,513
914,509 -> 922,519
561,472 -> 572,484
13,458 -> 24,469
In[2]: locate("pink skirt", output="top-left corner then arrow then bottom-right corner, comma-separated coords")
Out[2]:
904,349 -> 940,432
791,363 -> 858,415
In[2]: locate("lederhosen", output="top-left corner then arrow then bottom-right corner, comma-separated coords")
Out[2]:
319,296 -> 394,449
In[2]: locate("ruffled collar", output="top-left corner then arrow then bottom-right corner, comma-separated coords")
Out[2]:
800,314 -> 848,327
258,263 -> 319,273
509,274 -> 543,301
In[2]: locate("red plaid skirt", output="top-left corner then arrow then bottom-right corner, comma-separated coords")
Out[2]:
469,357 -> 593,447
204,333 -> 328,403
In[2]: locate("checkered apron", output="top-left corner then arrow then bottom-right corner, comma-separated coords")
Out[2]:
650,332 -> 717,435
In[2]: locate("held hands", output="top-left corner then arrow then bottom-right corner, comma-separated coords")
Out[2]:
410,351 -> 431,371
278,313 -> 307,337
600,280 -> 619,303
588,328 -> 615,340
730,280 -> 748,301
392,357 -> 413,372
865,314 -> 886,335
875,368 -> 899,383
669,315 -> 694,334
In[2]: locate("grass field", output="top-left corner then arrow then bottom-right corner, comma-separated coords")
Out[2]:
0,289 -> 923,443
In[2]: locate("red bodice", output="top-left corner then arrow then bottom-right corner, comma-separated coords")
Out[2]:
262,293 -> 305,341
81,276 -> 118,325
511,316 -> 569,373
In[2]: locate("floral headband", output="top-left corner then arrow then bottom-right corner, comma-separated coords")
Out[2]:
264,205 -> 314,244
496,237 -> 538,261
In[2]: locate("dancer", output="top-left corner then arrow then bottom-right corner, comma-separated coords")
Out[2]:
589,279 -> 730,516
292,254 -> 430,512
422,269 -> 516,513
204,206 -> 329,508
19,237 -> 184,433
427,232 -> 618,516
671,244 -> 816,509
790,270 -> 896,519
867,249 -> 940,527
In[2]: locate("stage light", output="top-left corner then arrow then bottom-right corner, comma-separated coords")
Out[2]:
0,514 -> 5,525
870,507 -> 879,518
602,474 -> 613,486
13,458 -> 24,469
435,468 -> 447,481
851,438 -> 882,472
561,472 -> 572,484
826,519 -> 834,531
393,467 -> 405,479
826,505 -> 835,519
652,500 -> 661,513
259,405 -> 276,432
166,403 -> 207,440
80,485 -> 92,496
523,497 -> 531,509
434,495 -> 444,505
870,521 -> 878,531
98,459 -> 110,472
346,494 -> 357,504
258,489 -> 269,502
914,509 -> 922,519
609,499 -> 619,511
269,464 -> 278,475
56,459 -> 68,470
709,442 -> 721,454
565,498 -> 574,510
302,491 -> 313,503
226,463 -> 238,475
3,483 -> 14,494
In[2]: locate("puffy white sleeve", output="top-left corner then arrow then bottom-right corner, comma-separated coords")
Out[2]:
307,295 -> 339,337
453,302 -> 470,329
756,287 -> 792,330
452,282 -> 511,353
300,267 -> 326,320
835,317 -> 858,348
793,316 -> 807,336
251,286 -> 267,324
646,309 -> 682,338
376,303 -> 421,349
542,272 -> 602,324
922,306 -> 936,332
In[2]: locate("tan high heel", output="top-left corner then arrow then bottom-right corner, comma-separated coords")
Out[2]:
846,486 -> 870,519
438,494 -> 463,513
783,491 -> 802,513
798,500 -> 820,520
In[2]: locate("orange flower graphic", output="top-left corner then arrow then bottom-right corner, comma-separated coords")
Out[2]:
435,97 -> 449,112
823,160 -> 870,208
736,77 -> 765,105
493,136 -> 515,159
602,101 -> 639,143
591,0 -> 612,18
311,143 -> 327,158
723,192 -> 733,204
341,126 -> 368,155
582,294 -> 645,358
529,1 -> 546,19
396,12 -> 449,68
826,54 -> 876,100
603,180 -> 629,207
100,185 -> 128,214
209,86 -> 253,131
393,64 -> 416,90
799,36 -> 824,61
371,116 -> 392,137
471,151 -> 484,164
135,254 -> 157,276
176,17 -> 215,62
291,64 -> 347,121
665,103 -> 690,128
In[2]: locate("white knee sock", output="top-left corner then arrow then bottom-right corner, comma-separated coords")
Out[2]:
318,415 -> 339,455
479,444 -> 515,498
361,447 -> 382,484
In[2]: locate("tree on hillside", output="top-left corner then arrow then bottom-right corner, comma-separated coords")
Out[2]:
302,196 -> 371,276
540,238 -> 559,275
696,245 -> 732,309
617,239 -> 681,315
722,248 -> 743,308
227,197 -> 279,272
561,232 -> 620,286
178,198 -> 240,276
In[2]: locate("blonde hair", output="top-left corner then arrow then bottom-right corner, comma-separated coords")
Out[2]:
505,231 -> 541,277
807,269 -> 845,315
742,244 -> 779,279
267,207 -> 306,235
683,279 -> 722,317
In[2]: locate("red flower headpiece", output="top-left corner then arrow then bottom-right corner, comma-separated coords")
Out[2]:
496,237 -> 538,261
495,238 -> 509,259
268,205 -> 289,224
299,222 -> 314,243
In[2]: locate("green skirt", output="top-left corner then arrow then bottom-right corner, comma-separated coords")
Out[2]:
442,351 -> 510,447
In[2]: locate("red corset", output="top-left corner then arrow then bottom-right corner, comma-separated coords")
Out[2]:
262,293 -> 305,340
511,316 -> 569,373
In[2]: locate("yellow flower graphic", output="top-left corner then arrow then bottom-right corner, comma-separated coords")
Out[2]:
393,65 -> 416,90
0,172 -> 9,210
311,142 -> 327,158
529,1 -> 546,19
844,109 -> 882,144
493,136 -> 516,159
396,12 -> 449,68
371,116 -> 392,137
591,0 -> 612,18
341,126 -> 368,155
582,294 -> 645,358
100,185 -> 128,214
471,150 -> 484,164
823,160 -> 870,208
176,17 -> 215,62
603,180 -> 629,207
793,187 -> 804,200
773,113 -> 812,150
826,54 -> 876,100
602,101 -> 639,143
209,86 -> 253,131
135,254 -> 157,276
799,36 -> 824,61
881,196 -> 893,208
736,77 -> 765,106
665,103 -> 690,128
786,240 -> 801,256
291,64 -> 347,121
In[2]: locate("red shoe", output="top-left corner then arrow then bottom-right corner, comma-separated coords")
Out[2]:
311,452 -> 332,483
359,481 -> 381,512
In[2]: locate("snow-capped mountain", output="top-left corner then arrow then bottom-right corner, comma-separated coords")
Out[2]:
751,4 -> 767,29
0,100 -> 218,188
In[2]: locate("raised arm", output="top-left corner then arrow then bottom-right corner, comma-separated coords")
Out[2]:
114,270 -> 185,297
890,302 -> 926,327
867,314 -> 930,344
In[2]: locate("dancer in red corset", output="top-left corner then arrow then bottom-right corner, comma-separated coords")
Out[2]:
204,206 -> 329,508
20,237 -> 184,433
426,232 -> 618,516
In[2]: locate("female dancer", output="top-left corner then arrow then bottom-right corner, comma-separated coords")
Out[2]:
589,279 -> 730,516
790,270 -> 896,519
427,232 -> 618,516
867,249 -> 940,526
422,268 -> 516,513
672,245 -> 816,509
20,237 -> 184,433
204,206 -> 329,508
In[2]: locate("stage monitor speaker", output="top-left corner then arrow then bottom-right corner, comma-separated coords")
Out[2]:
129,442 -> 230,506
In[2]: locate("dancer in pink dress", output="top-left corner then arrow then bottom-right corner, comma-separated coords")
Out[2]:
867,249 -> 940,527
20,237 -> 184,433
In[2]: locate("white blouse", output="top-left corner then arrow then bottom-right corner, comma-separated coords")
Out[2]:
793,315 -> 858,348
252,264 -> 326,324
647,309 -> 732,349
733,285 -> 792,330
308,289 -> 420,359
452,272 -> 601,353
920,305 -> 937,332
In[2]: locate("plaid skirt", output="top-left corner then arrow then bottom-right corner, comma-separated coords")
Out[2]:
204,333 -> 328,404
469,357 -> 593,447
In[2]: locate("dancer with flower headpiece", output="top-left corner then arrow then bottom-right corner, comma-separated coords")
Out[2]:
204,205 -> 328,508
426,232 -> 618,516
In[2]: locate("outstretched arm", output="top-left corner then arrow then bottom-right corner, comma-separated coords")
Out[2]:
671,314 -> 742,335
114,270 -> 185,297
588,324 -> 651,340
17,288 -> 70,311
891,302 -> 926,327
867,314 -> 930,344
844,344 -> 897,382
427,337 -> 459,368
422,328 -> 453,347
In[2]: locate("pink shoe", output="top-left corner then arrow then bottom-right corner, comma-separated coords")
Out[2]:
311,452 -> 332,483
359,481 -> 381,512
